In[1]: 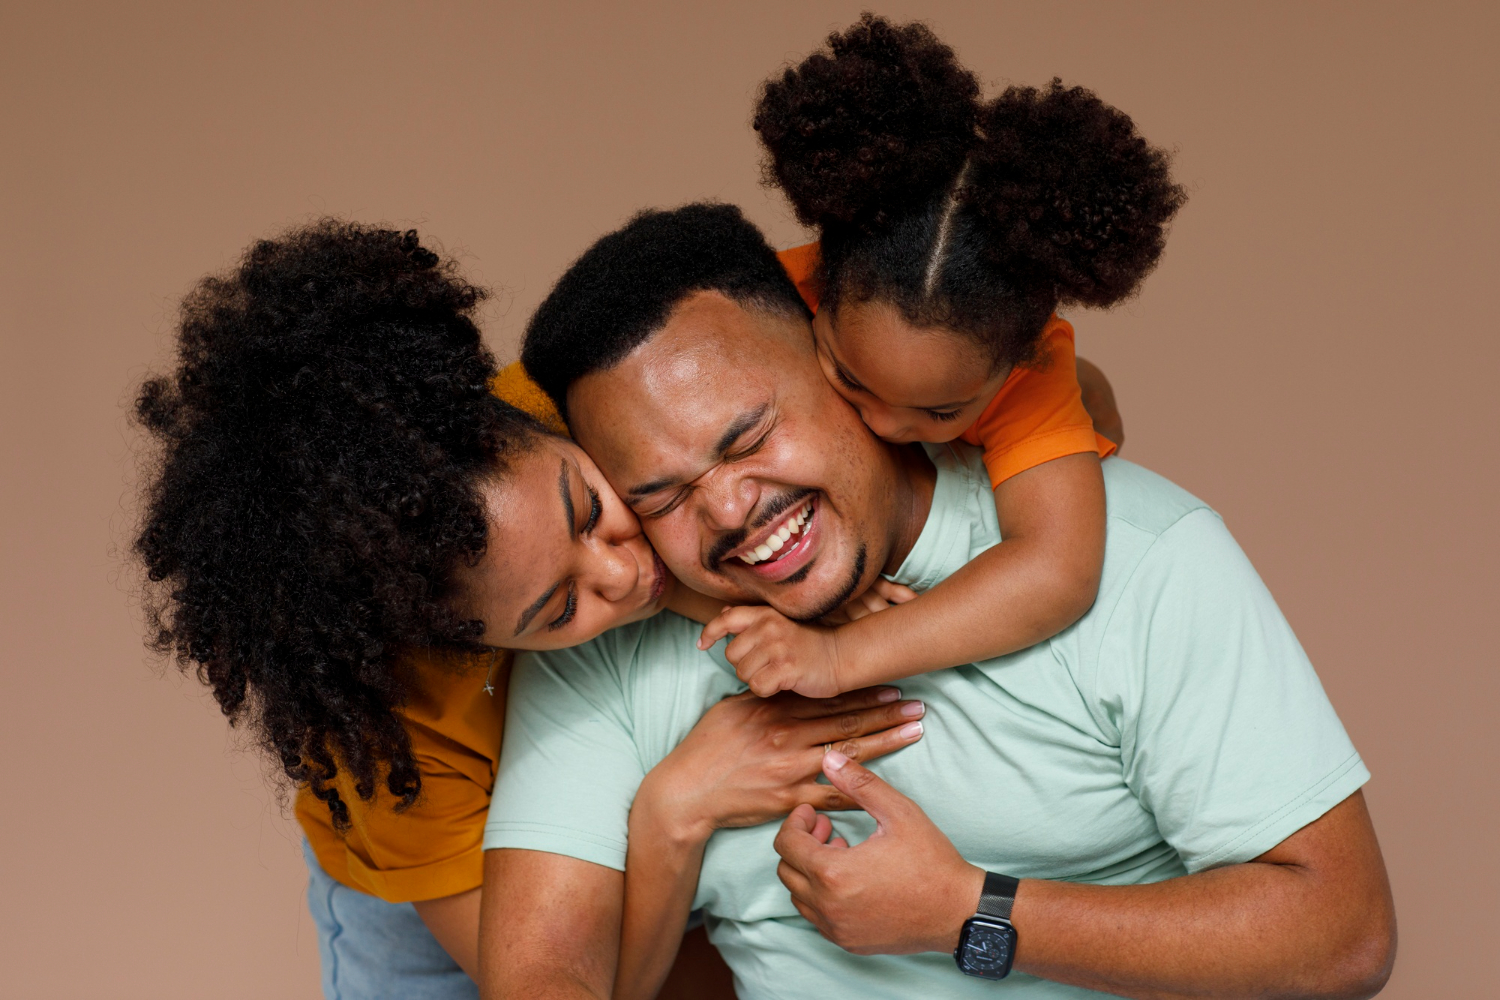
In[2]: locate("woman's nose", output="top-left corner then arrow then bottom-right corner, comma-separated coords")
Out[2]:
590,539 -> 639,603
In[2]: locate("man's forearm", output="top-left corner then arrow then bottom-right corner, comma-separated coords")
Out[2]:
1004,795 -> 1394,999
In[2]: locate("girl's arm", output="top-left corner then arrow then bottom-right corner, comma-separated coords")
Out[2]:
701,452 -> 1106,697
610,688 -> 925,1000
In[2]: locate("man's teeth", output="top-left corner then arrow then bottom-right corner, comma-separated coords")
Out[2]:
738,502 -> 812,565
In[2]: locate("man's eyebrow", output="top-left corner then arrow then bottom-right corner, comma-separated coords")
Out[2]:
558,460 -> 576,540
627,403 -> 770,499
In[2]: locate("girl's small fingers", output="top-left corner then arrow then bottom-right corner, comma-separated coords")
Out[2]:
809,812 -> 835,844
829,836 -> 850,849
698,605 -> 766,650
872,579 -> 919,604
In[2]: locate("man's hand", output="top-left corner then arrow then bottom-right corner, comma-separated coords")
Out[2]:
773,750 -> 984,955
698,605 -> 846,698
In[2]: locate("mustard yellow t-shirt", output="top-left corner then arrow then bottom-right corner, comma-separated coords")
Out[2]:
296,370 -> 560,903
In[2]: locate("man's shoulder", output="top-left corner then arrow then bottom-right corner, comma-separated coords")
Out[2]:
1101,458 -> 1217,539
520,610 -> 702,674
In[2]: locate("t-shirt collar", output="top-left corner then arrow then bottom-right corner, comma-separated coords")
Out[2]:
884,443 -> 981,593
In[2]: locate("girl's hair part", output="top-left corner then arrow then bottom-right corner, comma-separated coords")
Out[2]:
756,14 -> 1186,368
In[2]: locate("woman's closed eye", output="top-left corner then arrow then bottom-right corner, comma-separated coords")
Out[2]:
922,407 -> 963,422
547,584 -> 578,631
584,484 -> 602,533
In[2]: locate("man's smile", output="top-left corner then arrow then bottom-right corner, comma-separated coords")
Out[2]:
726,494 -> 821,583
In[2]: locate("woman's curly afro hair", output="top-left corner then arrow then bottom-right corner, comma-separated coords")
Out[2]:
755,13 -> 1187,370
134,219 -> 541,830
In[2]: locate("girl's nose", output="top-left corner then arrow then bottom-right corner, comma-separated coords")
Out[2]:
859,404 -> 906,442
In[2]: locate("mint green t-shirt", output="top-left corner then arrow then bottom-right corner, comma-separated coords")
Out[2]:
485,449 -> 1368,999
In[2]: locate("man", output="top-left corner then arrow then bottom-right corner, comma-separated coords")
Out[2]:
479,204 -> 1394,998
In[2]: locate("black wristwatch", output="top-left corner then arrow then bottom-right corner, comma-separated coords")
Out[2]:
954,871 -> 1019,980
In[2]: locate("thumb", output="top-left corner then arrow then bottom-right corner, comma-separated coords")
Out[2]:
821,750 -> 912,829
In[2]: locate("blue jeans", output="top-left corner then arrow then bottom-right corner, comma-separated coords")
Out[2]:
304,842 -> 478,1000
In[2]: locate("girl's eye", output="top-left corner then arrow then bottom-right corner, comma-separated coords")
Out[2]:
547,585 -> 578,631
832,363 -> 864,393
924,408 -> 963,423
583,486 -> 602,533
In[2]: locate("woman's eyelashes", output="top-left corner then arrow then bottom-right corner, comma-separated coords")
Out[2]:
547,584 -> 578,631
584,485 -> 602,534
923,407 -> 963,422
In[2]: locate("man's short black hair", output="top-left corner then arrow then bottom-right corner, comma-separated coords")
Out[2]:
521,202 -> 811,421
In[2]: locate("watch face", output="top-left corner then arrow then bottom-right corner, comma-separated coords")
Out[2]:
957,918 -> 1015,979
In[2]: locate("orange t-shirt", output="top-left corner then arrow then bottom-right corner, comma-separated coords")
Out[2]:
778,242 -> 1115,488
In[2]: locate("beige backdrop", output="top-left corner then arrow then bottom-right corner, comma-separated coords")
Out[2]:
2,2 -> 1495,996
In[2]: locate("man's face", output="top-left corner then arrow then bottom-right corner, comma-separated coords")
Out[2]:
567,291 -> 897,620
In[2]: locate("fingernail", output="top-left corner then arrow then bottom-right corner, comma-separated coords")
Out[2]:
877,687 -> 901,703
900,700 -> 925,718
900,721 -> 924,739
824,749 -> 849,770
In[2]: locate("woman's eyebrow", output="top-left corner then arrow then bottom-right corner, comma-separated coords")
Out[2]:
514,580 -> 561,637
558,460 -> 576,540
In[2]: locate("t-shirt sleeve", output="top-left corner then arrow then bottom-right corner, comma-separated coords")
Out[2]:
483,640 -> 645,872
960,320 -> 1116,489
1096,508 -> 1369,872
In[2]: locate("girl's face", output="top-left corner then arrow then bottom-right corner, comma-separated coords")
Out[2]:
455,434 -> 672,652
813,300 -> 1010,445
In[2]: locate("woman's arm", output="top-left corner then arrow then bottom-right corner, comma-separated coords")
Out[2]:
414,889 -> 482,979
610,688 -> 926,1000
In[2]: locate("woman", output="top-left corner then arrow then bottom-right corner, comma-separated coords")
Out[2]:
133,220 -> 926,998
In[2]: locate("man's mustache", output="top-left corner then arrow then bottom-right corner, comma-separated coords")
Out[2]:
704,487 -> 817,573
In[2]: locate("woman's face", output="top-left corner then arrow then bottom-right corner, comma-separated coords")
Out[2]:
814,300 -> 1010,444
455,434 -> 672,651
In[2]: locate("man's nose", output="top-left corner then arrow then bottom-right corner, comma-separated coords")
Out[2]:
696,467 -> 759,531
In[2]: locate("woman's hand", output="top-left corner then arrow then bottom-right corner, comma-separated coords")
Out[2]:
633,687 -> 926,848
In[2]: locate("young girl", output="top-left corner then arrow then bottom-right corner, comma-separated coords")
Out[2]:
700,15 -> 1186,697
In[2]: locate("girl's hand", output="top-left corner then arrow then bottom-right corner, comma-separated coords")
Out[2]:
634,687 -> 926,847
698,580 -> 919,697
698,606 -> 845,698
822,578 -> 919,625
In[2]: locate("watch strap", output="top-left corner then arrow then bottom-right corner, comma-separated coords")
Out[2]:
975,871 -> 1019,922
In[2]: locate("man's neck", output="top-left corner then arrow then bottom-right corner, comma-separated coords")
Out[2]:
881,441 -> 937,577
